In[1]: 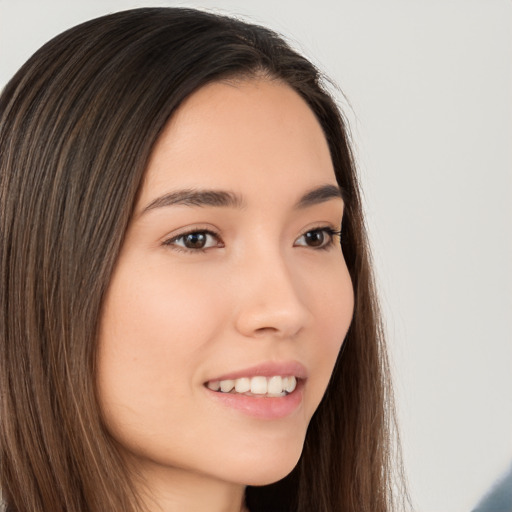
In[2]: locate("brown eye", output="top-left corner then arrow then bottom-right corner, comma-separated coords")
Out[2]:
294,228 -> 339,249
304,230 -> 326,247
165,230 -> 222,252
183,232 -> 208,249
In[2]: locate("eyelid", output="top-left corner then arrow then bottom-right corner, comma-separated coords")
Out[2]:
298,222 -> 342,238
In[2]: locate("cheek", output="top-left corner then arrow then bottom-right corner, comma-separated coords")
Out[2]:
95,258 -> 224,430
303,262 -> 354,415
323,267 -> 353,352
100,256 -> 221,353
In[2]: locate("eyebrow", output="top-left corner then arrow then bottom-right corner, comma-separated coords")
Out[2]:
140,183 -> 344,215
142,189 -> 244,213
295,184 -> 344,209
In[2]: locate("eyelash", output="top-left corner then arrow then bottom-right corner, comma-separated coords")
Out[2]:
163,225 -> 342,254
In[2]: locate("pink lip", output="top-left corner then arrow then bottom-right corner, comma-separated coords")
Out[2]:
203,361 -> 307,420
205,379 -> 305,419
206,360 -> 308,382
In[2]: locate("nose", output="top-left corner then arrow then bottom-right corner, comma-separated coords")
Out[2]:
233,249 -> 310,339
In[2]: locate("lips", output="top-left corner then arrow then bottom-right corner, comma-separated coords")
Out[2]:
203,361 -> 306,419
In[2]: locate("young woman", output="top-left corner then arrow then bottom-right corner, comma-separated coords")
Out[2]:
0,7 -> 406,512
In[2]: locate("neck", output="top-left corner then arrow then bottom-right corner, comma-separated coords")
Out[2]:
135,464 -> 248,512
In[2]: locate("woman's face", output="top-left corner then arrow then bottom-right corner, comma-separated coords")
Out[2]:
97,78 -> 354,492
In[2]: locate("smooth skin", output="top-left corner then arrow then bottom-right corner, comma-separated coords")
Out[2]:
97,78 -> 354,512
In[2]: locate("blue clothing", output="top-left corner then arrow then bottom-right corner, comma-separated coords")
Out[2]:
472,464 -> 512,512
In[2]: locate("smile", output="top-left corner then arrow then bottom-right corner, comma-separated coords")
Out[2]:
206,375 -> 297,397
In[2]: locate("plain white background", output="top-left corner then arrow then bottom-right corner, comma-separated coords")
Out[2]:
1,1 -> 511,511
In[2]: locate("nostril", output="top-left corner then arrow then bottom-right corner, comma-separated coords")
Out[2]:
254,326 -> 279,335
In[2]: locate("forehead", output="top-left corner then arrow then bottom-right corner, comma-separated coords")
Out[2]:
138,78 -> 336,206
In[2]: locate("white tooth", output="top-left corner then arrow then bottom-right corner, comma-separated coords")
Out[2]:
220,379 -> 235,393
267,376 -> 283,395
285,376 -> 297,393
207,380 -> 220,391
250,376 -> 267,395
234,377 -> 250,393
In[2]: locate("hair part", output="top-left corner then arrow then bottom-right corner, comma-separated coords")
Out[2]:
0,8 -> 407,512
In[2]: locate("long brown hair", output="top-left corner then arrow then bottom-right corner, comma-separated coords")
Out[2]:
0,8 -> 407,512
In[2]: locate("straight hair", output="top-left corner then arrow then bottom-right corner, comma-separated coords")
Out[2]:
0,8 -> 407,512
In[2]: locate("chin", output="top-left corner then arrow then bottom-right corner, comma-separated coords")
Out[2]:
224,441 -> 303,487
